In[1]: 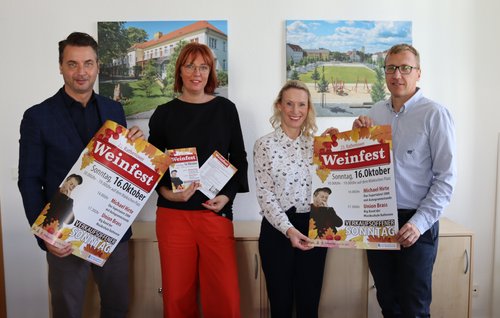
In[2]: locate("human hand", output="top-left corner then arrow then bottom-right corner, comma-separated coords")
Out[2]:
202,195 -> 230,213
286,227 -> 314,251
321,127 -> 340,136
396,222 -> 421,248
160,182 -> 199,202
352,115 -> 374,129
45,241 -> 73,258
127,126 -> 144,141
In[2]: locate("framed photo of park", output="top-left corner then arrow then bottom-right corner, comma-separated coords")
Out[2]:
285,20 -> 412,117
97,20 -> 228,119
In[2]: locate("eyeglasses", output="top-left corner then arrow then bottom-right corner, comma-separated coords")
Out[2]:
183,64 -> 210,74
384,65 -> 419,75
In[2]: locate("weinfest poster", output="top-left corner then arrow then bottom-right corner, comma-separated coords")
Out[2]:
31,120 -> 170,266
308,125 -> 400,250
167,147 -> 200,193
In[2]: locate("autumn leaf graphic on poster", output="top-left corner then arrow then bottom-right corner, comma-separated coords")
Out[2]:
31,120 -> 170,266
309,125 -> 400,250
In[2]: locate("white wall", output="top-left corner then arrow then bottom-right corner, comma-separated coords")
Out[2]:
0,0 -> 497,317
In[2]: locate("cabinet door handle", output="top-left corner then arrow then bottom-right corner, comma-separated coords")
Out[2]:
464,249 -> 469,274
254,253 -> 259,280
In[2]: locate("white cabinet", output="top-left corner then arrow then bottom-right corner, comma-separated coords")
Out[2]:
233,221 -> 269,318
430,220 -> 473,318
82,218 -> 472,318
319,248 -> 368,317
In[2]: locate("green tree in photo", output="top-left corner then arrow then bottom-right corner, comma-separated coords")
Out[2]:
98,22 -> 129,67
138,60 -> 158,97
317,66 -> 329,93
127,27 -> 148,44
290,69 -> 300,80
161,40 -> 187,97
311,66 -> 320,89
217,70 -> 228,86
371,66 -> 387,103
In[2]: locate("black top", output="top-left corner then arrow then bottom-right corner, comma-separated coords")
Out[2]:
310,205 -> 343,235
61,88 -> 102,145
148,96 -> 249,220
41,190 -> 75,229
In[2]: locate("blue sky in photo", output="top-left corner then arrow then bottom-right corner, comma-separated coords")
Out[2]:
123,20 -> 227,40
286,20 -> 412,53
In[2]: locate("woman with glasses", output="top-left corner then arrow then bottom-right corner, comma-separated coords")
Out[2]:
148,42 -> 249,318
254,80 -> 338,318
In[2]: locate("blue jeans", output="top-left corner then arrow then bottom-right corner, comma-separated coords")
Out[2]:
367,210 -> 439,318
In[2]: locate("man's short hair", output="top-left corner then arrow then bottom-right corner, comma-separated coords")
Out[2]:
66,174 -> 83,185
385,43 -> 420,68
58,32 -> 98,64
313,187 -> 332,196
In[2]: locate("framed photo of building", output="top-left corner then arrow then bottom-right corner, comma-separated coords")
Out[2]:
286,20 -> 412,117
97,20 -> 228,118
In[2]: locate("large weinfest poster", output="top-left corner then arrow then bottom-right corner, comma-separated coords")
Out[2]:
309,125 -> 400,250
32,120 -> 170,266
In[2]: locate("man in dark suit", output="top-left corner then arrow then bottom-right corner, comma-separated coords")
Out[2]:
18,32 -> 143,318
311,187 -> 343,236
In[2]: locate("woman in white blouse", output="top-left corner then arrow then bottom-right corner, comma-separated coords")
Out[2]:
254,80 -> 338,318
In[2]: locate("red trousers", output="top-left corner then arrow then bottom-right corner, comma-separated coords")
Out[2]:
156,207 -> 241,318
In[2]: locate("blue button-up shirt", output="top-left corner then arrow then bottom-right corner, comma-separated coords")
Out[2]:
368,88 -> 457,234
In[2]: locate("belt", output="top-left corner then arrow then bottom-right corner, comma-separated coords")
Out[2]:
397,209 -> 416,215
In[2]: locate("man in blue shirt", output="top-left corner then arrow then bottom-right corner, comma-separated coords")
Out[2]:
353,44 -> 457,317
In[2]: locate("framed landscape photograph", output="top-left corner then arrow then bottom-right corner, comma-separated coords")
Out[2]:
286,20 -> 412,117
98,20 -> 228,119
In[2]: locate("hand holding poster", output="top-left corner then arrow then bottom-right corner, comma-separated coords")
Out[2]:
31,120 -> 170,266
308,125 -> 400,250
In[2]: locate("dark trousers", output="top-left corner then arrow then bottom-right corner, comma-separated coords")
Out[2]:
367,210 -> 439,318
259,211 -> 327,318
47,241 -> 130,318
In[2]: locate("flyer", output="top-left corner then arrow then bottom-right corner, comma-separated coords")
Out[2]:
198,151 -> 237,199
31,120 -> 170,266
308,125 -> 400,250
167,147 -> 200,192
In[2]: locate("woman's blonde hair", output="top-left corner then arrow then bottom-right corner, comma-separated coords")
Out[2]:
270,80 -> 317,137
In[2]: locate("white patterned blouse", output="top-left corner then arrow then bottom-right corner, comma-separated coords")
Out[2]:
253,127 -> 313,236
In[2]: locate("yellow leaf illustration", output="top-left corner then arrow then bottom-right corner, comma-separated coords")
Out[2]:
80,152 -> 94,170
72,240 -> 83,249
152,153 -> 171,175
350,235 -> 364,242
58,227 -> 72,241
309,217 -> 317,229
315,168 -> 330,183
309,228 -> 318,239
33,203 -> 50,226
134,138 -> 149,154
